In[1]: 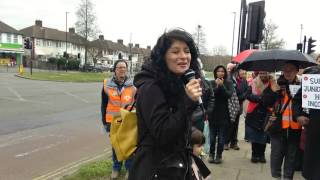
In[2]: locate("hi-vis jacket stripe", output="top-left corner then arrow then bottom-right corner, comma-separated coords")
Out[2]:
103,79 -> 135,123
282,92 -> 301,130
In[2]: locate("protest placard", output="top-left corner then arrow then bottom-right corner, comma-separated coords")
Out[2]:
302,74 -> 320,109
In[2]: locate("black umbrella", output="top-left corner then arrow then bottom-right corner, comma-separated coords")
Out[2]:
237,49 -> 317,71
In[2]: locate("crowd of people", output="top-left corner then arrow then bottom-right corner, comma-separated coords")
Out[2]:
101,29 -> 320,180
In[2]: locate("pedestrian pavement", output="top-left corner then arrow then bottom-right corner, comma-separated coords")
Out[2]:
205,115 -> 305,180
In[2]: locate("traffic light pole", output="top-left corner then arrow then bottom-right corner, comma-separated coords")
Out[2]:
303,36 -> 306,53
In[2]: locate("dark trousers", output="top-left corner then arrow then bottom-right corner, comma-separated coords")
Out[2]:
270,134 -> 299,179
226,114 -> 240,145
209,124 -> 227,157
251,142 -> 266,157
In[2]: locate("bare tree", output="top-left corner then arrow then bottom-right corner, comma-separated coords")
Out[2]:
75,0 -> 100,65
211,45 -> 228,56
261,20 -> 285,50
87,47 -> 100,65
192,25 -> 208,55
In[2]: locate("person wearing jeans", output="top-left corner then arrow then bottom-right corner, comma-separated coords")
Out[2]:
101,60 -> 136,179
209,125 -> 227,163
208,65 -> 233,164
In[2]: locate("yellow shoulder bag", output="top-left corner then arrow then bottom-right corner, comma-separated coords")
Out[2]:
110,103 -> 137,161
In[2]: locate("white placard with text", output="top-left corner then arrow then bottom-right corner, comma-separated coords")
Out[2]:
302,74 -> 320,109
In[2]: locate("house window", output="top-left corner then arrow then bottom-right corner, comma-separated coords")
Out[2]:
36,39 -> 40,46
13,34 -> 18,43
7,34 -> 11,43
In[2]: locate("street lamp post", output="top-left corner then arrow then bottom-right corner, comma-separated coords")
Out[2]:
65,12 -> 69,72
129,33 -> 133,76
231,12 -> 236,60
197,25 -> 201,48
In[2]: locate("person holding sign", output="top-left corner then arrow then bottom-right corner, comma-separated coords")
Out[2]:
269,61 -> 302,180
293,65 -> 320,180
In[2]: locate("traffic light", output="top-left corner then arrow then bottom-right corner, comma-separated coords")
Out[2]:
24,39 -> 30,49
246,1 -> 265,44
307,37 -> 316,54
296,43 -> 303,52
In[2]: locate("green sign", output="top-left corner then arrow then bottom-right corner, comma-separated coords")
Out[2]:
0,43 -> 23,49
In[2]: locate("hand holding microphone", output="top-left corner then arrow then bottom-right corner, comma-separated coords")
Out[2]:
183,69 -> 203,103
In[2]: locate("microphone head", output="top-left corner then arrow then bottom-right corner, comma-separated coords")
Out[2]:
183,69 -> 195,84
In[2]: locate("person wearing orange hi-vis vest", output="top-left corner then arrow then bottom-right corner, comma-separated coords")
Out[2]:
101,60 -> 136,179
269,61 -> 302,180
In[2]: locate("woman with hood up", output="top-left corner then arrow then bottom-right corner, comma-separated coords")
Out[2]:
129,29 -> 211,180
207,65 -> 234,164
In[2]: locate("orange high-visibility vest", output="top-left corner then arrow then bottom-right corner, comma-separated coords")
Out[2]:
282,93 -> 301,130
103,79 -> 135,123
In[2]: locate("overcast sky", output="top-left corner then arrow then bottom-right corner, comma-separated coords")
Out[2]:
1,0 -> 319,55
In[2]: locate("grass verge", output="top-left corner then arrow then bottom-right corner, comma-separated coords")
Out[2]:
19,71 -> 112,82
61,159 -> 126,180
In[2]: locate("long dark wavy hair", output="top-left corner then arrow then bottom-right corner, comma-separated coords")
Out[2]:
146,28 -> 201,79
143,28 -> 201,96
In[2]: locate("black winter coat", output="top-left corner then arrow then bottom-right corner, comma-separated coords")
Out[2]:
293,66 -> 320,180
209,79 -> 233,126
129,65 -> 198,180
245,85 -> 278,131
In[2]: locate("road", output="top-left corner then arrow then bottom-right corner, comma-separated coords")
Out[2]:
0,72 -> 110,180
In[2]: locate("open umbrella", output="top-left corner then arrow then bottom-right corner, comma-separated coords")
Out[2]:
237,49 -> 317,71
232,49 -> 257,64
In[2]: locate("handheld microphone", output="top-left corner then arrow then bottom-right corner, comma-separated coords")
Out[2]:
183,69 -> 204,106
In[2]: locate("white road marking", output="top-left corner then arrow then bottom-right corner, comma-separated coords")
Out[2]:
0,135 -> 34,148
7,87 -> 26,101
15,138 -> 71,158
60,90 -> 89,103
33,149 -> 112,180
0,134 -> 67,149
0,96 -> 49,104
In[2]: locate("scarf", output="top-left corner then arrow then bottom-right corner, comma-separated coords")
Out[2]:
247,76 -> 270,113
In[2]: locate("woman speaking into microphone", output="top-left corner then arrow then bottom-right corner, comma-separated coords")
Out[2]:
129,28 -> 211,180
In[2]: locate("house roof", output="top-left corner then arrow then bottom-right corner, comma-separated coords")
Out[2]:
91,39 -> 129,52
19,25 -> 86,45
91,39 -> 151,56
0,21 -> 21,34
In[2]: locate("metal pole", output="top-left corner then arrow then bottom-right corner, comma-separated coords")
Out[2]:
231,12 -> 236,60
197,25 -> 201,47
129,33 -> 132,75
65,12 -> 69,72
303,35 -> 306,53
300,24 -> 303,43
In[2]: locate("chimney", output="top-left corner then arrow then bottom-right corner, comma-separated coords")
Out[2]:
134,44 -> 139,48
99,35 -> 104,40
35,20 -> 42,27
147,46 -> 151,50
117,39 -> 123,45
69,27 -> 75,33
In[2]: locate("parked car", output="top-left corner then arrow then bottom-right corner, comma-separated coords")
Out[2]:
79,64 -> 94,72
